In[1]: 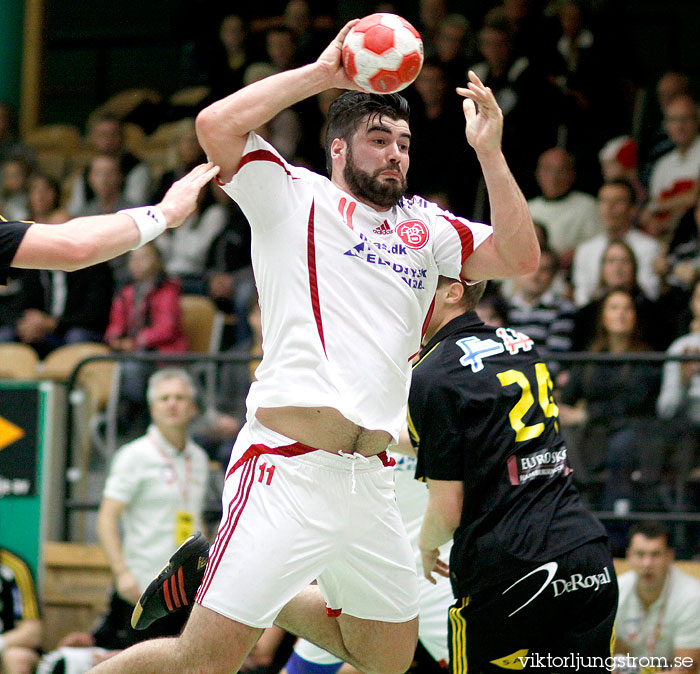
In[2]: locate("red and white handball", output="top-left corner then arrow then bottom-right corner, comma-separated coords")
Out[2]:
342,13 -> 424,94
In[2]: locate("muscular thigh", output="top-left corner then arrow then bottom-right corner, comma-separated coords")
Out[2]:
338,613 -> 419,674
179,604 -> 264,673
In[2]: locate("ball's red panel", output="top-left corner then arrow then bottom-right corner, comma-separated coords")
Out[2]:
397,52 -> 423,82
369,69 -> 402,93
342,48 -> 358,79
363,24 -> 395,55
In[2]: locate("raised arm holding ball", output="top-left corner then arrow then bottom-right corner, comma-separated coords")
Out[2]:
87,15 -> 538,674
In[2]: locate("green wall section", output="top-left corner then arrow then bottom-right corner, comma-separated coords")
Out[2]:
0,0 -> 24,107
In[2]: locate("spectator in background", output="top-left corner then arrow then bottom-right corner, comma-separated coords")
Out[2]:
73,155 -> 133,217
483,0 -> 551,64
506,247 -> 576,370
417,0 -> 449,55
150,119 -> 207,204
663,198 -> 700,294
105,242 -> 187,436
471,19 -> 560,196
558,289 -> 663,517
26,173 -> 70,224
205,201 -> 253,340
188,14 -> 251,107
572,179 -> 661,306
37,369 -> 210,674
546,0 -> 628,170
282,0 -> 331,66
615,522 -> 700,673
642,94 -> 700,238
96,368 -> 209,611
0,174 -> 69,344
527,147 -> 600,268
656,277 -> 700,492
1,243 -> 113,358
155,180 -> 228,294
0,547 -> 42,674
598,135 -> 647,207
241,62 -> 302,161
407,59 -> 477,214
67,114 -> 152,214
0,102 -> 36,167
0,157 -> 31,221
571,240 -> 668,352
429,14 -> 474,91
637,70 -> 691,185
264,26 -> 298,73
475,284 -> 509,327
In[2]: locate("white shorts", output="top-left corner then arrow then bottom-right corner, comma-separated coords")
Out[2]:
195,420 -> 420,628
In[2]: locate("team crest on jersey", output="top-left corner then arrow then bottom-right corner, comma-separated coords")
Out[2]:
396,219 -> 429,249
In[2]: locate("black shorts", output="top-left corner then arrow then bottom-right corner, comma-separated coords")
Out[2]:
448,539 -> 618,674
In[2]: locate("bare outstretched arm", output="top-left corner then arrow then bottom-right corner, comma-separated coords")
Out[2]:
11,162 -> 219,271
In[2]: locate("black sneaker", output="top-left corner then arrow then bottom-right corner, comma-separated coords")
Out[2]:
131,532 -> 210,630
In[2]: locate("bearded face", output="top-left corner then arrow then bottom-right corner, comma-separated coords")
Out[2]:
343,140 -> 408,209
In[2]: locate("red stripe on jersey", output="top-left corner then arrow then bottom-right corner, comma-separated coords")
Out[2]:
440,215 -> 475,266
215,149 -> 294,185
307,200 -> 327,357
238,149 -> 293,176
506,455 -> 520,486
420,295 -> 436,345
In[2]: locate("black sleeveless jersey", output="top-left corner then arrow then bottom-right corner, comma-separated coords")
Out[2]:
0,217 -> 31,283
410,311 -> 605,597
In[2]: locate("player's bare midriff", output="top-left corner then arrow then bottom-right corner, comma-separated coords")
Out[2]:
256,406 -> 392,456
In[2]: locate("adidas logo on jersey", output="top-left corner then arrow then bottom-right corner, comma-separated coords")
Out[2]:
373,221 -> 393,235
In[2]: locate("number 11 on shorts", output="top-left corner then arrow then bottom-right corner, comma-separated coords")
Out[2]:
258,462 -> 275,486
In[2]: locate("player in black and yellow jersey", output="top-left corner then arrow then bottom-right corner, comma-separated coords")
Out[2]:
412,277 -> 617,674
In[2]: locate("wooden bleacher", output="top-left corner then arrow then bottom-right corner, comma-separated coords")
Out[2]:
42,542 -> 112,650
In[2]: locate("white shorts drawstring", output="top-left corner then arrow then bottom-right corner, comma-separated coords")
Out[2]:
337,450 -> 371,494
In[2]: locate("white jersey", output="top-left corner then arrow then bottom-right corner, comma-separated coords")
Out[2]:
220,132 -> 492,441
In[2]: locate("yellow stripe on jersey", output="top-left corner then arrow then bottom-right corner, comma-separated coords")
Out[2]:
406,405 -> 419,447
449,596 -> 469,674
0,214 -> 7,222
610,622 -> 616,659
412,340 -> 441,370
0,549 -> 40,619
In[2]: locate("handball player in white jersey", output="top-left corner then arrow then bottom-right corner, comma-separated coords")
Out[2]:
88,18 -> 539,674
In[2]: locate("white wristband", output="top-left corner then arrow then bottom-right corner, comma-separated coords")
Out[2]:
0,633 -> 6,654
119,206 -> 167,249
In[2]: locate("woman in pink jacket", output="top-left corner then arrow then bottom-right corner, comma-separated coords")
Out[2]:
105,242 -> 188,436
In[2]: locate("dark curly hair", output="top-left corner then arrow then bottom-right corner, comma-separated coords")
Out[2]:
324,91 -> 410,176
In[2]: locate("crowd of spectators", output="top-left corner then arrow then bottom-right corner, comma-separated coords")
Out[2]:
1,0 -> 700,527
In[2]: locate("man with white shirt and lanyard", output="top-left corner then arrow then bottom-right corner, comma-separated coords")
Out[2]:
96,368 -> 210,645
615,522 -> 700,674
